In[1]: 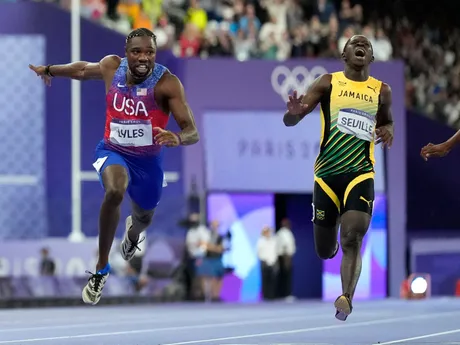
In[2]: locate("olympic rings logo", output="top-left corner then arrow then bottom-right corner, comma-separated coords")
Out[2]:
271,65 -> 328,102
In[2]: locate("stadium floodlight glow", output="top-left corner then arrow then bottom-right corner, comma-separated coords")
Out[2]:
403,273 -> 431,300
410,277 -> 428,294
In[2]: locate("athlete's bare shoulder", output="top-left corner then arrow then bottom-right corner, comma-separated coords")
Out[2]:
155,71 -> 183,98
300,73 -> 332,109
317,73 -> 333,85
99,55 -> 122,91
99,55 -> 122,72
380,82 -> 391,95
311,73 -> 332,92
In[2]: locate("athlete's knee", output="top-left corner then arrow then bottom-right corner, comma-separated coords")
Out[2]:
104,188 -> 125,206
340,228 -> 365,251
102,165 -> 129,206
314,224 -> 338,260
340,217 -> 369,251
132,208 -> 154,226
316,244 -> 336,260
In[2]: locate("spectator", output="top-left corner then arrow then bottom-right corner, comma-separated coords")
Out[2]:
196,220 -> 225,302
276,219 -> 296,301
262,0 -> 287,33
220,6 -> 239,37
308,16 -> 326,56
337,25 -> 355,53
202,20 -> 234,57
39,248 -> 55,276
185,213 -> 209,300
256,226 -> 278,301
162,0 -> 187,34
71,0 -> 460,129
315,0 -> 335,24
106,0 -> 120,21
239,4 -> 261,36
260,31 -> 279,60
154,14 -> 176,50
179,23 -> 201,57
290,24 -> 308,58
338,0 -> 362,29
141,0 -> 163,25
232,0 -> 246,20
373,28 -> 392,61
286,0 -> 303,33
234,27 -> 257,61
328,13 -> 339,41
186,0 -> 208,32
362,25 -> 376,47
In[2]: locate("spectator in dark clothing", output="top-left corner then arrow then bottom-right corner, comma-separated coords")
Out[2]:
256,226 -> 278,301
106,0 -> 120,21
40,248 -> 55,276
315,0 -> 335,24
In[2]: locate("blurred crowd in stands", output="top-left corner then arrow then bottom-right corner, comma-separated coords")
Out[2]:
61,0 -> 460,126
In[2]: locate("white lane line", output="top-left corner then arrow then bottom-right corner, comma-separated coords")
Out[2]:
0,315 -> 303,333
0,310 -> 390,333
1,310 -> 459,344
163,311 -> 460,345
373,328 -> 460,344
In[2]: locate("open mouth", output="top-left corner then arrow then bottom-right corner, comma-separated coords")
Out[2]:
135,64 -> 149,74
355,48 -> 365,57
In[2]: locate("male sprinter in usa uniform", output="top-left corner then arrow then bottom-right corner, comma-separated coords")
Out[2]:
29,28 -> 199,305
283,35 -> 393,320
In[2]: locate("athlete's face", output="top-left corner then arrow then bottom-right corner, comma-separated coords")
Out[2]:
125,36 -> 156,80
342,35 -> 374,67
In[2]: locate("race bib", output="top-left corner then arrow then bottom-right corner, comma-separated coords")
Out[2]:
337,108 -> 375,142
109,119 -> 152,147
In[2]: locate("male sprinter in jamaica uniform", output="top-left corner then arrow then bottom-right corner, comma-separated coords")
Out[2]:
283,35 -> 394,321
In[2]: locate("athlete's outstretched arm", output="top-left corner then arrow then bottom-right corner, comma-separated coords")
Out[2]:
375,83 -> 394,148
420,129 -> 460,160
155,74 -> 199,146
283,74 -> 331,126
29,55 -> 120,84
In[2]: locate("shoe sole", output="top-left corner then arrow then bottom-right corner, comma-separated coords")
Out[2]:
334,295 -> 351,321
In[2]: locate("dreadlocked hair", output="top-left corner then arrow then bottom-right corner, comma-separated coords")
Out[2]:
126,28 -> 157,45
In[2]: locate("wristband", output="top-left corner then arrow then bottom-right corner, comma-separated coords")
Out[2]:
45,65 -> 54,77
174,132 -> 183,145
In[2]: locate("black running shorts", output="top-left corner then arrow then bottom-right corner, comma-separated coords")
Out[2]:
312,171 -> 375,227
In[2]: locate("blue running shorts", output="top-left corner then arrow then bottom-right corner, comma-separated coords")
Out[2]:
92,140 -> 165,210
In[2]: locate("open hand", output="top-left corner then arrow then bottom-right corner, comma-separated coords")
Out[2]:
153,127 -> 181,147
29,64 -> 52,86
420,142 -> 451,161
286,91 -> 308,116
375,125 -> 393,149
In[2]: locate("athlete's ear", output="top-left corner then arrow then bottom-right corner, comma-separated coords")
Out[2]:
341,52 -> 346,62
371,55 -> 375,63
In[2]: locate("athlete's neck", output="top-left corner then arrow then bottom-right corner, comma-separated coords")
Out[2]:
343,66 -> 369,82
126,68 -> 153,85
